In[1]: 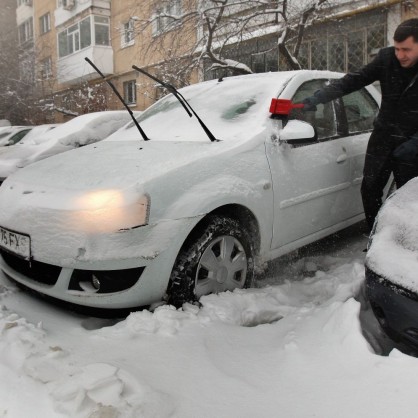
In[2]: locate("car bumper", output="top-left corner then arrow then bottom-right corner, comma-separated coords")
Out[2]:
0,216 -> 202,309
365,267 -> 418,348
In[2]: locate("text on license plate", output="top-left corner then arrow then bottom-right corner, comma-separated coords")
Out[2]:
0,226 -> 30,260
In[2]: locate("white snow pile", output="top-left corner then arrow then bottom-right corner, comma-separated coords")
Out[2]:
366,176 -> 418,292
1,240 -> 418,418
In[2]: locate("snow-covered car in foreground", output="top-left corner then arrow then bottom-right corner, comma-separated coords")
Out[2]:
0,112 -> 134,184
366,177 -> 418,349
0,70 -> 381,311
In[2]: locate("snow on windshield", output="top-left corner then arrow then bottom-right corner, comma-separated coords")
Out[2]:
107,73 -> 294,142
16,125 -> 54,144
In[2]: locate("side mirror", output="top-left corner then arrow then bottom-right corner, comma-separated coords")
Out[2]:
278,120 -> 316,145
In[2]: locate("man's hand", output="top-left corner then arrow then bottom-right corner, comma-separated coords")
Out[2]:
302,96 -> 320,112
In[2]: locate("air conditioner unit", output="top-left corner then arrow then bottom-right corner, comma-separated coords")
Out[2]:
62,0 -> 75,11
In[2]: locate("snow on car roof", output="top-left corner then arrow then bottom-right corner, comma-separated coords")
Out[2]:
366,177 -> 418,293
21,111 -> 130,147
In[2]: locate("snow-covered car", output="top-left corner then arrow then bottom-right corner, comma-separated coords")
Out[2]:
0,112 -> 134,184
0,70 -> 381,311
0,126 -> 32,147
366,177 -> 418,349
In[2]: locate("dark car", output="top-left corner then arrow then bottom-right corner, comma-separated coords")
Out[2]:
366,177 -> 418,349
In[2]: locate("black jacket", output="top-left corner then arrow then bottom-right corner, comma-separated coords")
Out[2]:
314,46 -> 418,139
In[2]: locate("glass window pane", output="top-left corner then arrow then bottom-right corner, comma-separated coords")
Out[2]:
75,32 -> 80,51
94,16 -> 108,24
348,31 -> 364,72
95,24 -> 109,45
68,24 -> 78,33
67,33 -> 74,54
80,17 -> 91,49
342,88 -> 378,133
58,31 -> 68,57
311,40 -> 327,70
290,79 -> 337,140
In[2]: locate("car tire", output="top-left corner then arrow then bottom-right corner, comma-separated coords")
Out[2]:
166,215 -> 255,308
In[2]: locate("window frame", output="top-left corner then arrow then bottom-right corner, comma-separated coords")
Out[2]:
152,0 -> 182,36
18,18 -> 33,44
288,79 -> 344,146
58,15 -> 109,59
339,87 -> 379,136
40,56 -> 53,79
123,80 -> 137,105
39,13 -> 51,35
122,19 -> 135,47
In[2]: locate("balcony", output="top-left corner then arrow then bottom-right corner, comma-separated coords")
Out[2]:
55,0 -> 111,27
57,45 -> 113,84
16,2 -> 33,26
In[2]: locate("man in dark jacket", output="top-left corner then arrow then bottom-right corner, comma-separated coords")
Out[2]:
303,19 -> 418,231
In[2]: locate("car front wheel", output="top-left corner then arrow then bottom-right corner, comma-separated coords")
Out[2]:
167,215 -> 255,308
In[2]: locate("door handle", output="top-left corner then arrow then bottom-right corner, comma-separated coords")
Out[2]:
336,153 -> 347,163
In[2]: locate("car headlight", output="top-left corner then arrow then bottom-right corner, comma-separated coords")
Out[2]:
68,190 -> 150,233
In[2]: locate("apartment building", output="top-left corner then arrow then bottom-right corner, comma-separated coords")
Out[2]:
110,0 -> 199,110
0,0 -> 19,123
22,0 -> 199,121
9,0 -> 418,124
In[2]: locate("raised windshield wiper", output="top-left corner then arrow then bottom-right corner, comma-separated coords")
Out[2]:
132,65 -> 218,142
85,58 -> 150,141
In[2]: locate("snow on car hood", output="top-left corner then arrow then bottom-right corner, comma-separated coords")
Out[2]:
366,177 -> 418,292
8,139 -> 223,185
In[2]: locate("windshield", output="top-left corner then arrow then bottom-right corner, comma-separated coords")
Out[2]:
106,73 -> 294,142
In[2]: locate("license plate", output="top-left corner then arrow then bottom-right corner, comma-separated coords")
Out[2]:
0,226 -> 31,260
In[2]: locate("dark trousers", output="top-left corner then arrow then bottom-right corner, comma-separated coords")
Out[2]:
361,129 -> 418,231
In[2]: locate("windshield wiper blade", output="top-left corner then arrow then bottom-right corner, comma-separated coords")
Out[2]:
85,58 -> 150,141
132,65 -> 218,142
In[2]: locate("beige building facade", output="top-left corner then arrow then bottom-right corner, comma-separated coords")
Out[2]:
8,0 -> 418,124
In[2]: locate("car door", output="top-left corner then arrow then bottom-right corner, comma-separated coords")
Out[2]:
266,79 -> 353,250
339,87 -> 379,216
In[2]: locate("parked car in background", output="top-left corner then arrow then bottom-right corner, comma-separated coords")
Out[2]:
0,70 -> 381,312
0,112 -> 134,184
0,126 -> 32,147
366,177 -> 418,349
0,124 -> 58,160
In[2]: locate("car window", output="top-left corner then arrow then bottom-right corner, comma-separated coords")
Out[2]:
9,129 -> 30,145
342,88 -> 378,134
289,79 -> 337,141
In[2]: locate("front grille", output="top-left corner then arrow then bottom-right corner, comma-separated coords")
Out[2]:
0,250 -> 61,285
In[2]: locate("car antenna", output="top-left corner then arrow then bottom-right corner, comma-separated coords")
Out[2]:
85,58 -> 150,141
132,65 -> 218,142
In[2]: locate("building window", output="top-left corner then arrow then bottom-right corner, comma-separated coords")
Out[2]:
94,16 -> 110,46
17,0 -> 32,6
58,16 -> 109,58
58,0 -> 75,9
18,18 -> 33,44
123,80 -> 136,105
153,0 -> 182,35
40,13 -> 51,35
122,19 -> 135,47
40,57 -> 52,79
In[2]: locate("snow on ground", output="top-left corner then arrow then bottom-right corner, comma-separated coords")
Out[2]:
0,223 -> 417,418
